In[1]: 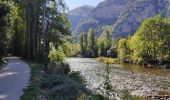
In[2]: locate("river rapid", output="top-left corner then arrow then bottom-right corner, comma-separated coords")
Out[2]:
66,58 -> 170,99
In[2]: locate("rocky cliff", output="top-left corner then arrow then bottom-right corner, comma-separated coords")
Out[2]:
68,0 -> 170,39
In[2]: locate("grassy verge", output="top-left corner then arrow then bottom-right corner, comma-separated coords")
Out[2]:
96,57 -> 117,64
21,61 -> 42,100
21,61 -> 108,100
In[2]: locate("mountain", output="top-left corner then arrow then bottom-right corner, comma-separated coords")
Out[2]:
69,0 -> 170,39
68,5 -> 94,31
112,0 -> 170,37
72,0 -> 128,38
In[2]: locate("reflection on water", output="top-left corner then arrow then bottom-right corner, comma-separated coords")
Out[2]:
66,58 -> 170,98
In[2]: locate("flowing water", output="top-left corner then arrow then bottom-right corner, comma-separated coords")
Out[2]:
66,58 -> 170,99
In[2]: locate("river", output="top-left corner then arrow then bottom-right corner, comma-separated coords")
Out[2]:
66,58 -> 170,99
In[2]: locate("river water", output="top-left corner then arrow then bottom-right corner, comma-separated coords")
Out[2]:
66,58 -> 170,99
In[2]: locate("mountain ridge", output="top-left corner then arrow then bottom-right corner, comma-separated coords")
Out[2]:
68,0 -> 170,39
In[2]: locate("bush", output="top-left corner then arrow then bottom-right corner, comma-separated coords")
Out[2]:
69,71 -> 86,84
121,90 -> 144,100
48,43 -> 65,63
96,57 -> 117,64
0,57 -> 8,66
40,73 -> 88,100
47,62 -> 70,75
21,62 -> 42,100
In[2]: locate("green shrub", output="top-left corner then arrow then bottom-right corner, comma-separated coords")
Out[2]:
47,62 -> 70,75
96,57 -> 117,64
41,74 -> 88,100
69,71 -> 86,84
0,57 -> 8,66
21,62 -> 42,100
48,43 -> 65,63
91,94 -> 109,100
121,90 -> 144,100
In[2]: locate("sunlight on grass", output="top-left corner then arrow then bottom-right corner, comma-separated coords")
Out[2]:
96,57 -> 117,64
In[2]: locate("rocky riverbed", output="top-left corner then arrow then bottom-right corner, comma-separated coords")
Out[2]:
66,58 -> 170,100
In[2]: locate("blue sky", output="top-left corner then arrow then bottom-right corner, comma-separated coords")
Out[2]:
64,0 -> 104,10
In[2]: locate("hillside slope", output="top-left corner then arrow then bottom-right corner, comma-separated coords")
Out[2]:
73,0 -> 128,38
68,5 -> 94,31
69,0 -> 170,39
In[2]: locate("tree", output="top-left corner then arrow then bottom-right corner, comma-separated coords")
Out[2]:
87,29 -> 96,57
117,38 -> 130,62
0,0 -> 70,67
0,1 -> 18,61
83,33 -> 88,57
129,15 -> 170,63
79,33 -> 85,56
98,28 -> 113,57
98,38 -> 106,56
104,29 -> 112,51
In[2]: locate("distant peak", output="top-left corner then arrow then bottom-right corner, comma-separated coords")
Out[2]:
70,5 -> 95,11
81,5 -> 95,8
68,5 -> 95,16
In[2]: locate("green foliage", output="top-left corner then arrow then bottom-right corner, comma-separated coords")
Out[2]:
87,29 -> 96,57
98,38 -> 107,56
21,62 -> 42,100
48,43 -> 65,63
117,15 -> 170,64
129,15 -> 170,64
0,0 -> 71,63
78,29 -> 97,58
96,57 -> 117,64
117,38 -> 130,62
0,1 -> 18,60
121,91 -> 144,100
69,44 -> 81,57
79,27 -> 115,58
0,57 -> 8,66
47,62 -> 70,75
79,33 -> 85,56
98,27 -> 114,57
90,94 -> 109,100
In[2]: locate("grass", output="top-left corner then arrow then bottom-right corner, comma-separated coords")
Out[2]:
21,61 -> 108,100
96,57 -> 117,64
121,90 -> 146,100
21,61 -> 42,100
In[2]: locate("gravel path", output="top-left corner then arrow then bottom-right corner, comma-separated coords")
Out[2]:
0,57 -> 30,100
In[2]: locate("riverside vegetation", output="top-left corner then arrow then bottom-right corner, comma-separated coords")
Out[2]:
78,15 -> 170,68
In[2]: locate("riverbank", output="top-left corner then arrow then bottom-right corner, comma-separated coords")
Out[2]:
96,57 -> 170,69
66,58 -> 170,99
21,61 -> 108,100
96,57 -> 117,64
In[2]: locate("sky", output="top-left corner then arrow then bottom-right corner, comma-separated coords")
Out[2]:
64,0 -> 104,10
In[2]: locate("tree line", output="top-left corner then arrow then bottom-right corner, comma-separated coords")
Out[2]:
78,27 -> 116,58
0,0 -> 70,66
117,15 -> 170,65
79,15 -> 170,65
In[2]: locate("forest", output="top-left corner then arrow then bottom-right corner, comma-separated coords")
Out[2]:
0,0 -> 71,66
